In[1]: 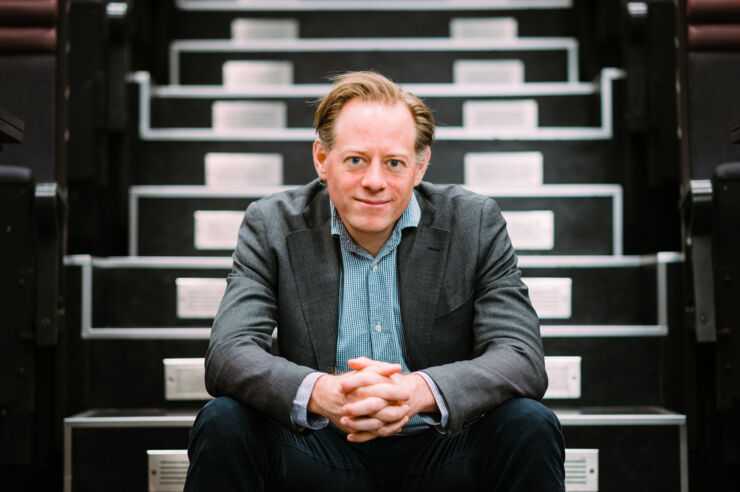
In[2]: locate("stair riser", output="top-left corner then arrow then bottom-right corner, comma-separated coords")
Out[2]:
131,193 -> 619,256
132,139 -> 619,185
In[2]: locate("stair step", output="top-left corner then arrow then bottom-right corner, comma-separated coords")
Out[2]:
64,406 -> 686,492
64,254 -> 681,340
127,184 -> 623,256
175,0 -> 574,12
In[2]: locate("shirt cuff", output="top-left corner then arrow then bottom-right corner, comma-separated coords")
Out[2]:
290,371 -> 330,430
414,371 -> 450,429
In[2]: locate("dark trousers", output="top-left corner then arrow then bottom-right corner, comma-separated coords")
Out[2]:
185,396 -> 565,492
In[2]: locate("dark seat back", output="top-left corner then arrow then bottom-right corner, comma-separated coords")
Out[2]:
712,162 -> 740,411
0,164 -> 36,466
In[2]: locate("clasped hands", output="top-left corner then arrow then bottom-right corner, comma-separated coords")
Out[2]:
307,357 -> 436,442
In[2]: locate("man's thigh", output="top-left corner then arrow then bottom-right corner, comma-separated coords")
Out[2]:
255,397 -> 562,491
267,423 -> 378,491
269,425 -> 476,491
378,398 -> 564,492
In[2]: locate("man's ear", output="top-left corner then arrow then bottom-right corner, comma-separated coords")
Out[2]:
313,139 -> 328,180
413,147 -> 431,186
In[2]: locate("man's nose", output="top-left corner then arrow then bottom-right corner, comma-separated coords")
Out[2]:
361,160 -> 386,190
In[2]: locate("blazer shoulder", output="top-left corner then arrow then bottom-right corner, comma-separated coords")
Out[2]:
417,181 -> 499,227
248,179 -> 329,229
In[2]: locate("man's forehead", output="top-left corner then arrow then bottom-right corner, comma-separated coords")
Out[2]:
339,98 -> 410,118
333,99 -> 416,144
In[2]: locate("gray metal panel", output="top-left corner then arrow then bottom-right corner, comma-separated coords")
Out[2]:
130,68 -> 623,140
176,0 -> 574,11
63,253 -> 682,339
128,183 -> 623,256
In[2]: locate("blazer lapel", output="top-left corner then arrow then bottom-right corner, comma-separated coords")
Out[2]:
286,193 -> 340,373
398,193 -> 450,369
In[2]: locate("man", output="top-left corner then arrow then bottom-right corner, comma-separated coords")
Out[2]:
185,71 -> 565,491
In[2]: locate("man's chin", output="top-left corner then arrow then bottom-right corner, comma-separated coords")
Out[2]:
347,221 -> 394,236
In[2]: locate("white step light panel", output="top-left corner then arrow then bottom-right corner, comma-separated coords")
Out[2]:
205,153 -> 283,186
463,100 -> 538,129
464,152 -> 543,186
453,59 -> 525,85
501,210 -> 554,250
450,17 -> 518,39
544,356 -> 582,399
193,210 -> 243,250
212,101 -> 287,129
148,450 -> 189,492
564,449 -> 599,492
164,358 -> 211,400
175,277 -> 227,319
231,18 -> 299,40
522,277 -> 572,319
222,60 -> 294,87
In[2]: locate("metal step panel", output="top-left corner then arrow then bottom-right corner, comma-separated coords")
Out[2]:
64,406 -> 686,492
156,355 -> 581,404
64,410 -> 195,492
126,71 -> 624,186
169,37 -> 578,85
62,255 -> 684,410
163,356 -> 588,403
131,138 -> 620,186
543,339 -> 663,408
64,255 -> 224,339
86,341 -> 209,408
147,448 -> 598,492
128,184 -> 623,256
79,335 -> 667,409
149,92 -> 601,130
174,0 -> 574,13
518,256 -> 658,327
158,351 -> 658,408
62,253 -> 681,340
128,69 -> 623,147
148,448 -> 604,491
556,409 -> 688,492
169,9 -> 573,43
163,355 -> 584,403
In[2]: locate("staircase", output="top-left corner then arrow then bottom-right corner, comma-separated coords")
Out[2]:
63,1 -> 688,490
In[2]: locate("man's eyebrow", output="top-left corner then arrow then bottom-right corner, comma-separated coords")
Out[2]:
338,148 -> 370,159
385,152 -> 413,161
341,148 -> 368,155
339,147 -> 413,159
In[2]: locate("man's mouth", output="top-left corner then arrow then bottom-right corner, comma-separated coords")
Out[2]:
356,198 -> 389,206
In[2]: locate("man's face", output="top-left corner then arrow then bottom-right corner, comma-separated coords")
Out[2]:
313,99 -> 429,253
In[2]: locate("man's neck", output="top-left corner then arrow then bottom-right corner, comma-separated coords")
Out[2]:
346,228 -> 392,257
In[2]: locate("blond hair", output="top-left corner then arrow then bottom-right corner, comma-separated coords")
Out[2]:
313,71 -> 435,162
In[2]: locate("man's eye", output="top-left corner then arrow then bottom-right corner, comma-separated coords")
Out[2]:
349,157 -> 363,165
388,159 -> 402,168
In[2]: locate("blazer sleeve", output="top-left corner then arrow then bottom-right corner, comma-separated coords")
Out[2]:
204,200 -> 315,432
422,197 -> 548,435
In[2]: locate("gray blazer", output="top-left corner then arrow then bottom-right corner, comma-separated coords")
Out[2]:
205,179 -> 547,435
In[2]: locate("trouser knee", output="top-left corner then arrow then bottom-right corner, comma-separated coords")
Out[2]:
189,396 -> 268,455
476,398 -> 565,491
483,398 -> 564,453
186,397 -> 272,491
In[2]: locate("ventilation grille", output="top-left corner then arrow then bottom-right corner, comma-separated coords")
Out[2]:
148,450 -> 189,492
565,448 -> 599,491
